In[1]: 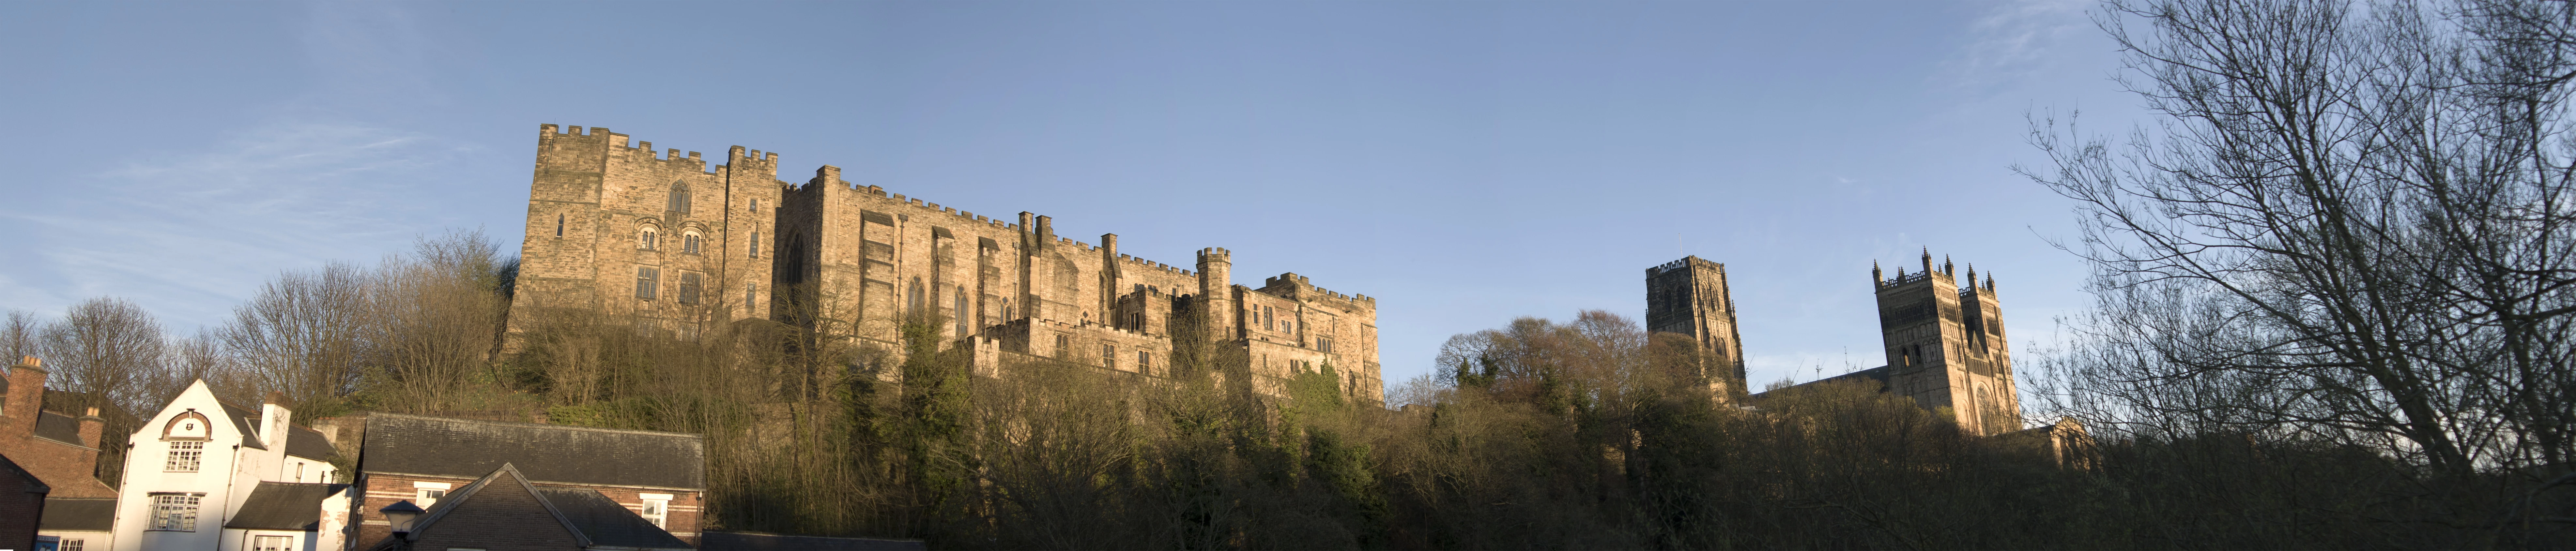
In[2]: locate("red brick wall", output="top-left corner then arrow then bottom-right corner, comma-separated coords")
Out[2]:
355,471 -> 703,548
0,366 -> 111,499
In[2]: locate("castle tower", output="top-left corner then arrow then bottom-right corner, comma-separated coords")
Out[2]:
1644,256 -> 1746,392
1872,249 -> 2019,435
1197,248 -> 1234,337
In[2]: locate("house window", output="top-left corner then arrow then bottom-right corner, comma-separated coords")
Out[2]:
148,493 -> 201,531
1102,344 -> 1116,368
59,539 -> 83,551
639,227 -> 659,250
165,441 -> 203,472
555,214 -> 565,238
640,493 -> 672,528
252,535 -> 292,551
679,272 -> 702,305
636,267 -> 660,300
415,481 -> 452,508
683,232 -> 702,255
749,231 -> 760,258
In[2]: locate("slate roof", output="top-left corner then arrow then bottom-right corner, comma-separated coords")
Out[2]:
700,531 -> 928,551
39,497 -> 114,531
219,400 -> 266,450
538,487 -> 695,549
32,410 -> 83,446
359,413 -> 704,489
365,463 -> 690,551
224,482 -> 348,531
0,452 -> 46,494
287,424 -> 336,460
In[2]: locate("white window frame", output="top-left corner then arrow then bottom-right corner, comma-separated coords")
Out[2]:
639,493 -> 672,528
148,492 -> 202,531
164,441 -> 203,472
415,481 -> 453,508
251,534 -> 293,551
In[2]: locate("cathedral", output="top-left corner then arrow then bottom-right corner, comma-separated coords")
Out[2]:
503,125 -> 1383,404
1645,251 -> 2021,435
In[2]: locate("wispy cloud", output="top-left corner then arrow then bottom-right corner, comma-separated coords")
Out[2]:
1938,1 -> 2089,90
10,122 -> 481,330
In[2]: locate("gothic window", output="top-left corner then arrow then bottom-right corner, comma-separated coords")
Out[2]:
749,231 -> 760,258
667,184 -> 691,214
908,278 -> 925,316
683,232 -> 702,255
679,272 -> 702,305
956,292 -> 971,336
746,282 -> 760,313
636,267 -> 660,300
639,226 -> 659,250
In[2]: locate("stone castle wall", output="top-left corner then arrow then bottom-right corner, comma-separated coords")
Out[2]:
509,124 -> 1383,405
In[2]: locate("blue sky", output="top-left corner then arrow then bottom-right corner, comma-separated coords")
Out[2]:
0,1 -> 2141,392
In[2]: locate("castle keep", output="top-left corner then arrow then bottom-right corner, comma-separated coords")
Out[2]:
506,125 -> 1383,404
1646,250 -> 2020,435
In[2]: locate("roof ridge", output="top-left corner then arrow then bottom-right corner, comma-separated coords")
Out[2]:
373,412 -> 704,440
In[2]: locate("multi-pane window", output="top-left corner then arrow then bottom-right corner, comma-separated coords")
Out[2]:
636,267 -> 660,300
683,233 -> 702,255
640,494 -> 671,528
749,231 -> 760,258
149,493 -> 201,531
251,535 -> 292,551
1102,344 -> 1116,368
1318,338 -> 1334,354
638,227 -> 658,250
164,441 -> 202,472
59,539 -> 83,551
678,272 -> 702,305
746,283 -> 759,312
1264,306 -> 1275,330
1055,334 -> 1069,354
667,185 -> 691,214
1138,351 -> 1152,370
418,488 -> 446,508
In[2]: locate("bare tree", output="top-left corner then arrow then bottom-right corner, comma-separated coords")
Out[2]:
38,297 -> 166,416
4,310 -> 38,363
366,230 -> 512,413
220,262 -> 371,411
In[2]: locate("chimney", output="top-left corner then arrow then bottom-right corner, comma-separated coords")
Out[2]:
5,356 -> 47,438
262,391 -> 294,448
77,407 -> 104,466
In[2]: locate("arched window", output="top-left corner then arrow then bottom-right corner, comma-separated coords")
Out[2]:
667,184 -> 691,214
907,278 -> 925,316
955,291 -> 970,336
638,226 -> 659,250
682,231 -> 702,255
749,231 -> 760,258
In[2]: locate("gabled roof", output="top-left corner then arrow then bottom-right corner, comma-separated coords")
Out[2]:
32,410 -> 84,446
0,452 -> 47,495
366,463 -> 689,551
359,413 -> 704,490
287,424 -> 336,460
40,497 -> 114,532
218,400 -> 267,450
224,482 -> 348,531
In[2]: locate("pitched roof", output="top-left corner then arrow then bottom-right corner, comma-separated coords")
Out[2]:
223,482 -> 348,531
0,452 -> 47,495
700,531 -> 928,551
359,413 -> 704,490
32,410 -> 84,446
537,487 -> 695,549
366,463 -> 689,551
39,497 -> 114,531
218,400 -> 267,450
287,424 -> 336,460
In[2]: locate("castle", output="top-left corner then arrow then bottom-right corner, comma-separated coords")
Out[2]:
504,125 -> 1383,404
1646,251 -> 2021,435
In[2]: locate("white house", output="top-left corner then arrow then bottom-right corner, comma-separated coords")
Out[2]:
107,381 -> 348,551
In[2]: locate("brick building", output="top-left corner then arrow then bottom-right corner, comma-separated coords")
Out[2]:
357,463 -> 688,551
350,413 -> 706,548
504,125 -> 1384,404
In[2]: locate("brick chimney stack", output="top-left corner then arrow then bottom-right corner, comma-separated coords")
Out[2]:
4,356 -> 47,439
76,406 -> 103,466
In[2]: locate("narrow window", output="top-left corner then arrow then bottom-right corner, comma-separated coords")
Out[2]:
636,267 -> 660,300
148,493 -> 202,531
684,233 -> 702,255
639,227 -> 658,250
59,539 -> 83,551
1138,350 -> 1152,370
295,462 -> 305,482
164,441 -> 203,472
555,214 -> 565,237
1102,344 -> 1116,368
750,198 -> 760,212
908,278 -> 925,316
747,283 -> 759,312
667,184 -> 691,214
1056,334 -> 1069,353
750,231 -> 760,258
956,292 -> 971,336
679,272 -> 702,305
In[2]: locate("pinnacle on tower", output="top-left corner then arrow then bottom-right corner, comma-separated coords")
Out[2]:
1872,260 -> 1883,283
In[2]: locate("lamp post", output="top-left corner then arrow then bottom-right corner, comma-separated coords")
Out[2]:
380,500 -> 424,550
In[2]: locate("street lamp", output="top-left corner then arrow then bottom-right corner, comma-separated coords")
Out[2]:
380,500 -> 425,550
